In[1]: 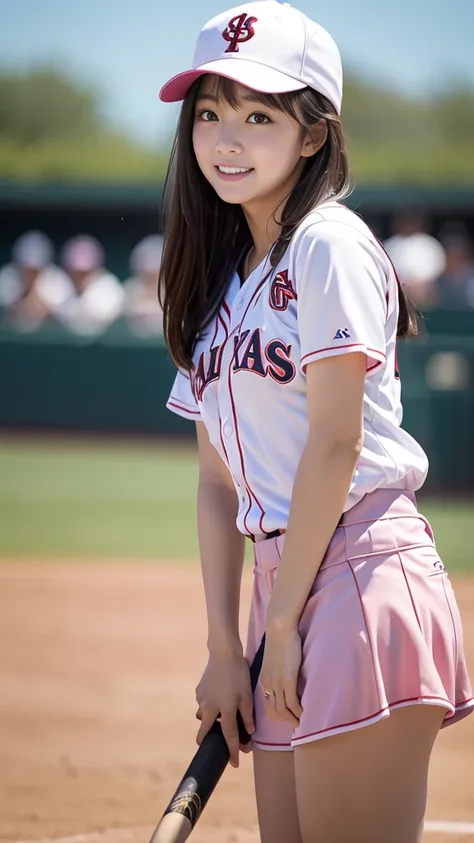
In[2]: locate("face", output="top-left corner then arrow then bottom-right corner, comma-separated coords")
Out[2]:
192,78 -> 320,218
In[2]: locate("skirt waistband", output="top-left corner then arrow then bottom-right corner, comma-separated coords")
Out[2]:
249,488 -> 417,543
252,489 -> 424,573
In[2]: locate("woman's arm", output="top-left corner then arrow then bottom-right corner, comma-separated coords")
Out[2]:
194,421 -> 254,766
260,352 -> 366,722
267,351 -> 365,630
196,420 -> 245,655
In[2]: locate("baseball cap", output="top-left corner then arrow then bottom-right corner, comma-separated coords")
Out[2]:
159,0 -> 343,114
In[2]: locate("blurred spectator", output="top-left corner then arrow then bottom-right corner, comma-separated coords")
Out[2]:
56,235 -> 124,335
0,230 -> 73,331
384,212 -> 427,253
384,213 -> 446,308
123,235 -> 164,336
435,230 -> 474,309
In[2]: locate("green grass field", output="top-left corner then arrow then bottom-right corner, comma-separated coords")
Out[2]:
0,437 -> 472,571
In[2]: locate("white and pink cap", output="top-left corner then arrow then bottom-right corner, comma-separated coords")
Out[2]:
159,0 -> 343,114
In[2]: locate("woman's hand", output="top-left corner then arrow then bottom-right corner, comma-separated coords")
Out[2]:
259,626 -> 303,726
195,651 -> 255,768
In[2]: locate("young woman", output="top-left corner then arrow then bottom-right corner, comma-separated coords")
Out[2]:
159,3 -> 473,841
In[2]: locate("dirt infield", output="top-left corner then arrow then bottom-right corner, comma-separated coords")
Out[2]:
1,563 -> 473,843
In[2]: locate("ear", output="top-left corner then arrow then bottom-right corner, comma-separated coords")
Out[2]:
301,120 -> 328,158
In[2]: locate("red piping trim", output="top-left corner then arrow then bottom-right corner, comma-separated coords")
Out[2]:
210,313 -> 219,348
253,740 -> 292,747
293,695 -> 461,742
227,354 -> 266,535
254,698 -> 474,748
222,299 -> 231,321
224,275 -> 270,535
167,400 -> 200,416
301,344 -> 386,365
218,311 -> 229,338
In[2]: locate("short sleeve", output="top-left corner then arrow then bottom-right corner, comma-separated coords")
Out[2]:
166,370 -> 201,421
294,220 -> 388,376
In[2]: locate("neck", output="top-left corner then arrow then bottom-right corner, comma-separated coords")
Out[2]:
242,194 -> 285,269
241,159 -> 306,265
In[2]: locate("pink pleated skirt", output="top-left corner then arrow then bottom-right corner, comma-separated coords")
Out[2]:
246,489 -> 474,750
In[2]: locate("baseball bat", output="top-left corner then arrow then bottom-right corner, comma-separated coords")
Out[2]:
148,634 -> 266,843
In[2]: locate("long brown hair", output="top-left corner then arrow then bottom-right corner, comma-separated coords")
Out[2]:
159,76 -> 417,370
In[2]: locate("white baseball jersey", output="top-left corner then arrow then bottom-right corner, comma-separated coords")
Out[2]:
167,201 -> 429,537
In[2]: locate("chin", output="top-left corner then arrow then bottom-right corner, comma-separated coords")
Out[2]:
215,193 -> 247,205
211,182 -> 260,205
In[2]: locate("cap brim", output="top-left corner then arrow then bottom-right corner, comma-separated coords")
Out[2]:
159,58 -> 307,102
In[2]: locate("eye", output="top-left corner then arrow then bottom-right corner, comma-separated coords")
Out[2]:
247,112 -> 272,125
196,109 -> 218,122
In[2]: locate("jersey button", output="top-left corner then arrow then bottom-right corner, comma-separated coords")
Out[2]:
224,425 -> 233,436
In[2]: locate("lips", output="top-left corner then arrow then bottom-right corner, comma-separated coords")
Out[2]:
214,165 -> 254,181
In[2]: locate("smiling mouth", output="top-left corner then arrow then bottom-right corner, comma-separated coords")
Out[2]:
214,165 -> 254,181
217,165 -> 253,174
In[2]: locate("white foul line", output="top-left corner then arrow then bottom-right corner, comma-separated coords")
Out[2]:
425,819 -> 474,834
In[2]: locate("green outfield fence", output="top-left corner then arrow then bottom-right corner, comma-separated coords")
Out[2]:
0,322 -> 473,493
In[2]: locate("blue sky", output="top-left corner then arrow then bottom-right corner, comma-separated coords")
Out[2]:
1,0 -> 473,148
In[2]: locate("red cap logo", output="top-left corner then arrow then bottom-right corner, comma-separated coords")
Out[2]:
222,13 -> 258,53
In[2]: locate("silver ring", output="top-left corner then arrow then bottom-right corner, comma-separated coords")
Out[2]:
263,690 -> 272,699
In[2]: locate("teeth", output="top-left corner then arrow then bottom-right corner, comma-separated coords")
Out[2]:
218,166 -> 251,174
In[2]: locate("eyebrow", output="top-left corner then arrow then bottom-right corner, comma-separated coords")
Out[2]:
196,91 -> 268,105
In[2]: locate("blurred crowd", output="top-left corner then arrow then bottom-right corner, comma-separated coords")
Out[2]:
384,213 -> 474,310
0,232 -> 164,336
1,215 -> 474,338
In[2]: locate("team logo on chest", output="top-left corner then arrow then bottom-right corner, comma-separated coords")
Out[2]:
222,13 -> 258,53
191,328 -> 296,399
269,270 -> 297,312
192,344 -> 222,402
233,329 -> 296,384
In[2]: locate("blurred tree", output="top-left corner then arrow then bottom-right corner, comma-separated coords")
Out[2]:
0,66 -> 103,143
0,67 -> 474,183
432,84 -> 474,144
342,75 -> 439,147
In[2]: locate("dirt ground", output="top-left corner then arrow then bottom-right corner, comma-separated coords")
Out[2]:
1,563 -> 473,843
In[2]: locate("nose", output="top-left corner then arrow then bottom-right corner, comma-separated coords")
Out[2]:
215,126 -> 243,156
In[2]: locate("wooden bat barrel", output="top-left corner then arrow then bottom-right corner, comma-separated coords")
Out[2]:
148,635 -> 266,842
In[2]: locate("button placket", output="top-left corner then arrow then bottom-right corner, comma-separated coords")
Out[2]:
216,323 -> 245,493
214,266 -> 267,524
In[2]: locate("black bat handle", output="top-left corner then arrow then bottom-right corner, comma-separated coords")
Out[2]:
154,634 -> 265,835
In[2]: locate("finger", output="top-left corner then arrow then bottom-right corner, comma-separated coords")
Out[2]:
259,675 -> 270,696
283,683 -> 303,720
238,695 -> 255,736
262,689 -> 278,719
273,685 -> 287,720
195,706 -> 203,721
240,741 -> 253,753
196,709 -> 217,745
220,710 -> 240,768
274,685 -> 299,727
